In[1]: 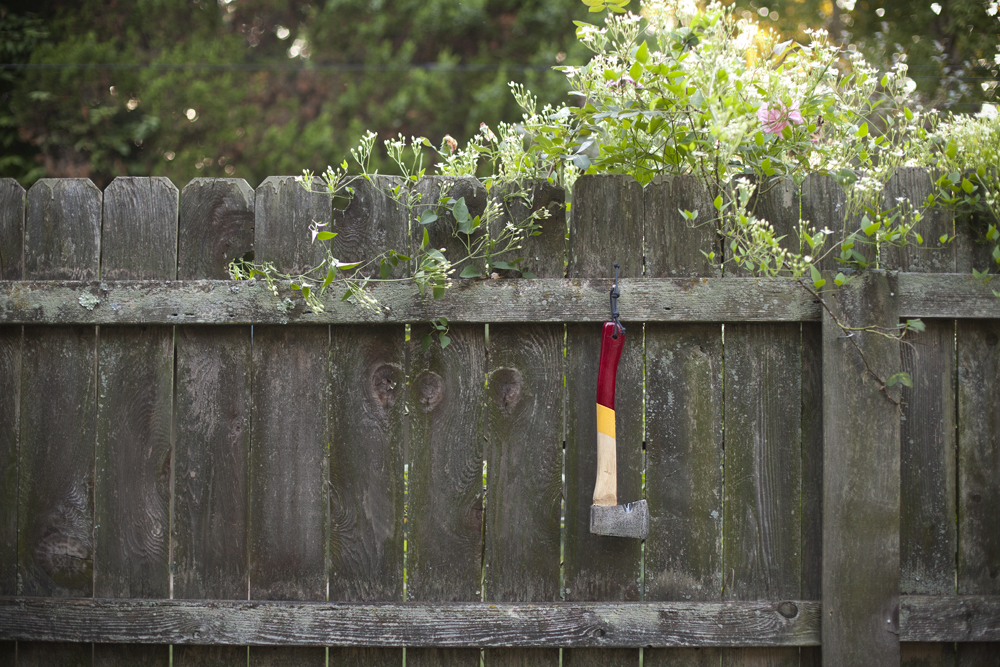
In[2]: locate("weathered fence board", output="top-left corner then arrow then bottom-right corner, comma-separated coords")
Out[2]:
173,176 -> 256,667
406,323 -> 486,667
957,319 -> 1000,665
0,178 -> 22,667
0,179 -> 23,280
799,321 -> 824,667
5,273 -> 1000,325
94,177 -> 178,667
484,323 -> 564,667
0,598 -> 824,647
176,178 -> 255,281
329,325 -> 406,667
17,177 -> 101,667
822,270 -> 902,666
643,173 -> 724,667
723,323 -> 802,667
249,178 -> 331,667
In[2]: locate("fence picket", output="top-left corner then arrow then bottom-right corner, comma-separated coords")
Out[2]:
173,178 -> 255,667
643,174 -> 723,667
957,319 -> 1000,665
17,179 -> 102,667
406,323 -> 486,667
564,174 -> 643,667
822,270 -> 901,666
883,168 -> 959,667
94,177 -> 177,667
799,322 -> 823,667
249,176 -> 331,667
0,178 -> 21,666
484,186 -> 565,667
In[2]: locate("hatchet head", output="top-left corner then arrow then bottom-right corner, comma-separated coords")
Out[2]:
590,499 -> 649,539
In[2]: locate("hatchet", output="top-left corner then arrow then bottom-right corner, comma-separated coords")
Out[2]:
590,265 -> 649,539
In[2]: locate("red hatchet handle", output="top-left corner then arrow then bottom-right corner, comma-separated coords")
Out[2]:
593,322 -> 624,506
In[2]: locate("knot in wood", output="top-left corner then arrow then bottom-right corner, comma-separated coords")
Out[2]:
777,601 -> 798,619
370,363 -> 401,411
414,371 -> 444,412
490,368 -> 522,414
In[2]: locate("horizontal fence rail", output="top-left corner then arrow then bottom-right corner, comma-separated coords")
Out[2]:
1,596 -> 998,647
2,274 -> 999,325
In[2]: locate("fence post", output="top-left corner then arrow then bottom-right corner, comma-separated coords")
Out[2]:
821,269 -> 901,665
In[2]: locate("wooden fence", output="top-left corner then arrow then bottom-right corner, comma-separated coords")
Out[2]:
0,172 -> 998,667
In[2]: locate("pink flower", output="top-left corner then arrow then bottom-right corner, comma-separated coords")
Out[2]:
442,134 -> 458,154
757,102 -> 804,134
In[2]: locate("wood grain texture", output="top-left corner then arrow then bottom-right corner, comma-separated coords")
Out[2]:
5,273 -> 1000,324
897,320 -> 957,597
174,170 -> 256,667
253,176 -> 331,275
0,598 -> 826,647
563,174 -> 643,667
95,177 -> 177,667
799,173 -> 848,272
101,178 -> 178,281
248,326 -> 328,666
568,175 -> 644,279
955,211 -> 996,274
328,324 -> 405,667
411,176 -> 488,277
799,322 -> 823,667
489,180 -> 567,279
722,323 -> 802,667
957,320 -> 1000,665
484,323 -> 563,667
0,178 -> 24,280
177,178 -> 255,280
93,326 -> 172,667
0,327 -> 17,600
250,173 -> 333,667
883,168 -> 955,273
822,270 -> 901,667
406,323 -> 485,667
24,179 -> 101,280
331,175 -> 408,278
18,327 -> 96,597
19,178 -> 100,666
644,174 -> 723,667
731,175 -> 800,277
900,596 -> 1000,642
644,175 -> 719,278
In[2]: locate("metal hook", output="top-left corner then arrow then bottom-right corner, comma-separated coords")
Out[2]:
610,262 -> 624,338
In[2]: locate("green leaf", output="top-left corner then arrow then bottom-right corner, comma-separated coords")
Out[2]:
439,334 -> 451,349
419,209 -> 438,225
628,61 -> 643,82
810,265 -> 825,288
433,283 -> 446,300
635,40 -> 649,64
713,194 -> 723,211
886,372 -> 913,388
962,178 -> 976,194
993,245 -> 1000,262
422,228 -> 429,249
421,333 -> 433,352
856,122 -> 869,138
863,221 -> 880,236
460,265 -> 482,278
491,261 -> 516,270
522,271 -> 538,279
940,234 -> 949,244
380,261 -> 392,280
834,272 -> 846,286
987,225 -> 999,241
906,319 -> 926,333
315,231 -> 336,241
452,197 -> 470,224
904,107 -> 913,121
301,286 -> 310,299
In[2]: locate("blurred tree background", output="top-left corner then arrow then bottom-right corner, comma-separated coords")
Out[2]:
1,0 -> 997,189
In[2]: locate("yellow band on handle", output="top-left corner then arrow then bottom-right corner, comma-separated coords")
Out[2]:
596,403 -> 616,439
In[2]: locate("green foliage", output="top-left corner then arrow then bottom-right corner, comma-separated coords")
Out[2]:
1,0 -> 592,187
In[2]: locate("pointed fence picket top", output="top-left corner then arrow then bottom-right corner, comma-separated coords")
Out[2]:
0,172 -> 996,667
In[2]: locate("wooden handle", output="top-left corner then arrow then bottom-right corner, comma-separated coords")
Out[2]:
593,322 -> 624,506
